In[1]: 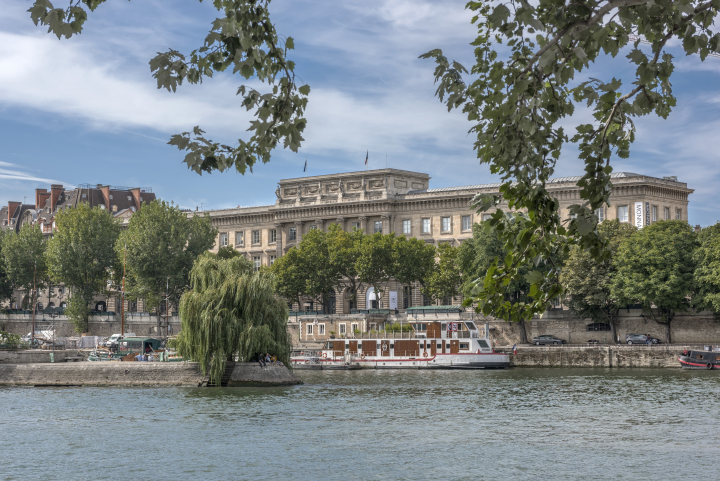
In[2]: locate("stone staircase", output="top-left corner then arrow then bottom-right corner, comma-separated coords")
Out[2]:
203,361 -> 235,387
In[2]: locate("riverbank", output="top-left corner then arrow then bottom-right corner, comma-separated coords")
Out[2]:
504,345 -> 696,368
0,362 -> 301,387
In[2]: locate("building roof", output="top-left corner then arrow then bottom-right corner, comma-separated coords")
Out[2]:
406,172 -> 679,195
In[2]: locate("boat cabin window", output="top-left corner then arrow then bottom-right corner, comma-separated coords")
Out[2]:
436,343 -> 441,349
478,340 -> 490,349
695,354 -> 704,359
465,322 -> 477,331
716,355 -> 720,361
459,343 -> 469,350
324,342 -> 333,349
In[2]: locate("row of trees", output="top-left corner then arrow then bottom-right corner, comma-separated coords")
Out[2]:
270,224 -> 463,310
0,201 -> 215,332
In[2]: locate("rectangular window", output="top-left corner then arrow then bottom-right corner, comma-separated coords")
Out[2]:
374,221 -> 383,233
269,229 -> 277,243
618,206 -> 629,222
462,215 -> 472,231
676,208 -> 682,220
252,230 -> 260,244
307,324 -> 313,335
269,255 -> 276,266
253,256 -> 261,271
339,324 -> 346,334
235,231 -> 244,246
309,225 -> 317,231
318,324 -> 325,335
402,220 -> 411,234
289,227 -> 297,241
482,214 -> 492,222
351,323 -> 358,333
441,217 -> 451,232
595,208 -> 604,223
219,233 -> 228,247
664,207 -> 670,220
422,218 -> 431,233
652,206 -> 658,223
352,222 -> 360,230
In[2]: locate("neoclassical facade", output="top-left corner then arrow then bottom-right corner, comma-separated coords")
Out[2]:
195,168 -> 693,313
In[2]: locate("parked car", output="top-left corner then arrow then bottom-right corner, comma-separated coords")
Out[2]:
625,334 -> 661,345
533,335 -> 567,346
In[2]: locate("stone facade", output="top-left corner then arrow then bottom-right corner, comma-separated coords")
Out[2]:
196,168 -> 693,314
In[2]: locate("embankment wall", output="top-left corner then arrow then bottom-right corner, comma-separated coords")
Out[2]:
507,345 -> 692,368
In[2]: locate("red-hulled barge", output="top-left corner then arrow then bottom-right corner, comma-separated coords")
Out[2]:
678,349 -> 720,370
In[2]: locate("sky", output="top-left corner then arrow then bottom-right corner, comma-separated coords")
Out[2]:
1,1 -> 719,225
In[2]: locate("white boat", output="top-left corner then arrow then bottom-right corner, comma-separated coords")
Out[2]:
291,321 -> 509,369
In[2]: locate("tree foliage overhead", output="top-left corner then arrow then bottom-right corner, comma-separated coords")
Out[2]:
611,220 -> 697,343
177,255 -> 290,385
117,200 -> 217,314
562,219 -> 636,340
29,0 -> 310,175
422,0 -> 720,323
46,203 -> 122,333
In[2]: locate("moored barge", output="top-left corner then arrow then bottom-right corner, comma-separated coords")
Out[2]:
291,321 -> 509,369
678,349 -> 720,370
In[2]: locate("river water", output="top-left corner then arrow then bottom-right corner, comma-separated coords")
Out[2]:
1,368 -> 718,480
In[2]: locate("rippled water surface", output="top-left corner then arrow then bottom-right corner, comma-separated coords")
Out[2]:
1,368 -> 718,480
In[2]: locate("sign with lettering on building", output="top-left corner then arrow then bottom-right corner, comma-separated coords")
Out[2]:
389,291 -> 398,309
635,202 -> 644,228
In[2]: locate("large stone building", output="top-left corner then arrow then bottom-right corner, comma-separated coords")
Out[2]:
198,168 -> 693,314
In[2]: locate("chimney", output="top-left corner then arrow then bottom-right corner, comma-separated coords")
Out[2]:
196,206 -> 198,211
35,188 -> 48,209
130,188 -> 142,211
695,225 -> 701,233
7,202 -> 21,224
50,184 -> 64,212
100,186 -> 111,210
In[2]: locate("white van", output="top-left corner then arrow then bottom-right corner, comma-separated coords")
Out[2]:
105,333 -> 136,347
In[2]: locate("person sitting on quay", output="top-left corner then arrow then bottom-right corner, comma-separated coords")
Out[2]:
265,352 -> 272,364
258,353 -> 266,367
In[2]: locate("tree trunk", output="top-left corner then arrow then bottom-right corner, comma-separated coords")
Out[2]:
518,319 -> 528,344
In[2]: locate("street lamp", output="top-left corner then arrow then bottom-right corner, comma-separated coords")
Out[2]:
47,306 -> 59,352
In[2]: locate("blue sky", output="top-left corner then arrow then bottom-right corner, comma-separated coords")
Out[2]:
1,1 -> 719,225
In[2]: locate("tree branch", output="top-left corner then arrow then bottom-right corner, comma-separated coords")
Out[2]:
519,0 -> 653,79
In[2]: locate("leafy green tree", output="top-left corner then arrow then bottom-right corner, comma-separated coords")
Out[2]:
327,224 -> 365,306
2,224 -> 48,307
0,231 -> 14,305
422,0 -> 720,322
270,247 -> 308,309
692,223 -> 720,317
424,243 -> 463,304
355,233 -> 396,308
29,0 -> 309,176
459,218 -> 566,343
611,220 -> 698,343
46,203 -> 122,332
391,236 -> 436,302
177,255 -> 291,385
299,228 -> 339,312
562,220 -> 637,342
215,246 -> 244,260
117,201 -> 216,328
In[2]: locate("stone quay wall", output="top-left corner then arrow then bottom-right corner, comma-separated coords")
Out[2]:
0,313 -> 181,338
505,345 -> 693,368
0,349 -> 85,364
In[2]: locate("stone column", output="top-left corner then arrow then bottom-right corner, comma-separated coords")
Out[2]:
294,221 -> 304,244
336,217 -> 345,231
275,222 -> 284,258
359,216 -> 367,233
381,214 -> 391,235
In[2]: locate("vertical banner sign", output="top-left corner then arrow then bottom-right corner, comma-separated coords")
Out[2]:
389,291 -> 398,310
635,202 -> 644,228
645,202 -> 650,225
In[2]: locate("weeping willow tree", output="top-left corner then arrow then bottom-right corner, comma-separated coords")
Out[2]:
177,255 -> 291,385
